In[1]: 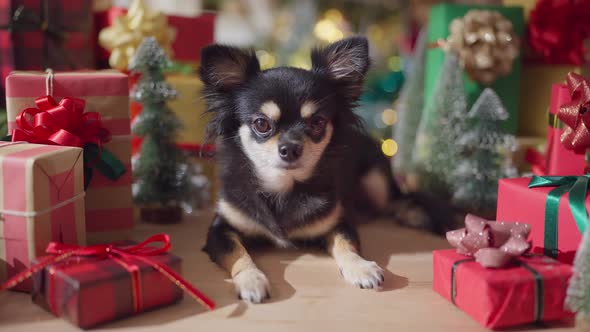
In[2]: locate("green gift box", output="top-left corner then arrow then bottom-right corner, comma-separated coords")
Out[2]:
425,3 -> 525,134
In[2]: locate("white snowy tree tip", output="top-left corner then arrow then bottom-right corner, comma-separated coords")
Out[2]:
128,36 -> 171,71
469,88 -> 509,121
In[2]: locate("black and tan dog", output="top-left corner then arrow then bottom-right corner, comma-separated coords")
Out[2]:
200,36 -> 440,303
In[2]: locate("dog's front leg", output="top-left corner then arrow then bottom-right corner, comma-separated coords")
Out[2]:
203,215 -> 270,303
326,223 -> 384,289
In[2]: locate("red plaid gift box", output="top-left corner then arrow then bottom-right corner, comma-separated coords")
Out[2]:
0,0 -> 95,102
7,234 -> 216,329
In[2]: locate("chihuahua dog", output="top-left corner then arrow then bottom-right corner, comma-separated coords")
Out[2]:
200,36 -> 441,303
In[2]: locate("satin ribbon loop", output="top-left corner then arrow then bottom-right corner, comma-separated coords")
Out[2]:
528,175 -> 590,257
2,234 -> 215,311
11,95 -> 103,148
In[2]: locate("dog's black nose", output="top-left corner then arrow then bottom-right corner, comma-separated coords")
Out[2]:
278,143 -> 303,162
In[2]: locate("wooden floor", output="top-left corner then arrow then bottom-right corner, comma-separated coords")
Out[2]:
0,210 -> 584,332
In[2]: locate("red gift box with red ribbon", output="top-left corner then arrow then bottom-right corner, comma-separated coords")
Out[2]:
15,234 -> 215,329
433,249 -> 573,329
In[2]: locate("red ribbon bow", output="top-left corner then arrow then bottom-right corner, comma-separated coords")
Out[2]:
558,73 -> 590,151
446,214 -> 531,268
528,0 -> 590,65
1,234 -> 215,312
12,95 -> 111,148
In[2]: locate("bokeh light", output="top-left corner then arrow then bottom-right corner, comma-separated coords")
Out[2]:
314,19 -> 344,42
381,108 -> 397,125
381,139 -> 398,157
256,50 -> 276,69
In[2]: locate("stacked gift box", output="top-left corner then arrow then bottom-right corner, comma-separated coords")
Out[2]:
433,71 -> 590,329
0,0 -> 217,327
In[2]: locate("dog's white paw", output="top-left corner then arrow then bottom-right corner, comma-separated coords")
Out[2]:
339,254 -> 384,289
233,268 -> 271,303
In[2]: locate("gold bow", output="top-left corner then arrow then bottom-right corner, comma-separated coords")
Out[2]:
98,0 -> 176,70
443,10 -> 520,85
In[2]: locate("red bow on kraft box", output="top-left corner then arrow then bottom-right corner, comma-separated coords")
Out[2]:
1,234 -> 215,329
11,95 -> 110,148
7,94 -> 127,189
528,0 -> 590,65
433,215 -> 573,329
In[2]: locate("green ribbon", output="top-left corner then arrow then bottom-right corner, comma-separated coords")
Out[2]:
83,144 -> 126,190
528,175 -> 590,257
548,113 -> 564,129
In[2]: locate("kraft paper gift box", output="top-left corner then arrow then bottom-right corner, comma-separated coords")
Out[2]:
425,3 -> 524,134
433,249 -> 573,329
0,142 -> 85,292
497,177 -> 585,263
5,71 -> 134,244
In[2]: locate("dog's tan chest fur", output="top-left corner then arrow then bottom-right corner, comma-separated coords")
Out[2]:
217,199 -> 343,241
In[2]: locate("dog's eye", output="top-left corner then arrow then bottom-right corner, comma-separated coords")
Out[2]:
253,118 -> 272,135
309,116 -> 327,133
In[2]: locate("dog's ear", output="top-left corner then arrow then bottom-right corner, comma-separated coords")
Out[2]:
311,36 -> 370,99
199,45 -> 260,91
200,45 -> 259,142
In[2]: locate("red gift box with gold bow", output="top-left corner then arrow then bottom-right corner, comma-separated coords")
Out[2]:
1,234 -> 215,329
433,215 -> 574,329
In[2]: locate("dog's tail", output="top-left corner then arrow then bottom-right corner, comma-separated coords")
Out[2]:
386,191 -> 462,236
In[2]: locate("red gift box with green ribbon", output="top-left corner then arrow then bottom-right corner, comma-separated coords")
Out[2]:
1,234 -> 215,329
497,176 -> 587,263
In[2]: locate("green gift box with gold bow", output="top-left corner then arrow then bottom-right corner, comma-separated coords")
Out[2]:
497,176 -> 588,263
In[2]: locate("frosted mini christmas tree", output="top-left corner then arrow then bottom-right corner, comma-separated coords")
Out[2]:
413,53 -> 469,197
130,37 -> 189,223
450,88 -> 516,214
392,26 -> 428,185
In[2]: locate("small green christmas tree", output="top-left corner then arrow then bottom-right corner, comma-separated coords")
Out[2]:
130,37 -> 189,223
392,26 -> 427,185
450,88 -> 516,214
566,226 -> 590,319
413,53 -> 469,197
